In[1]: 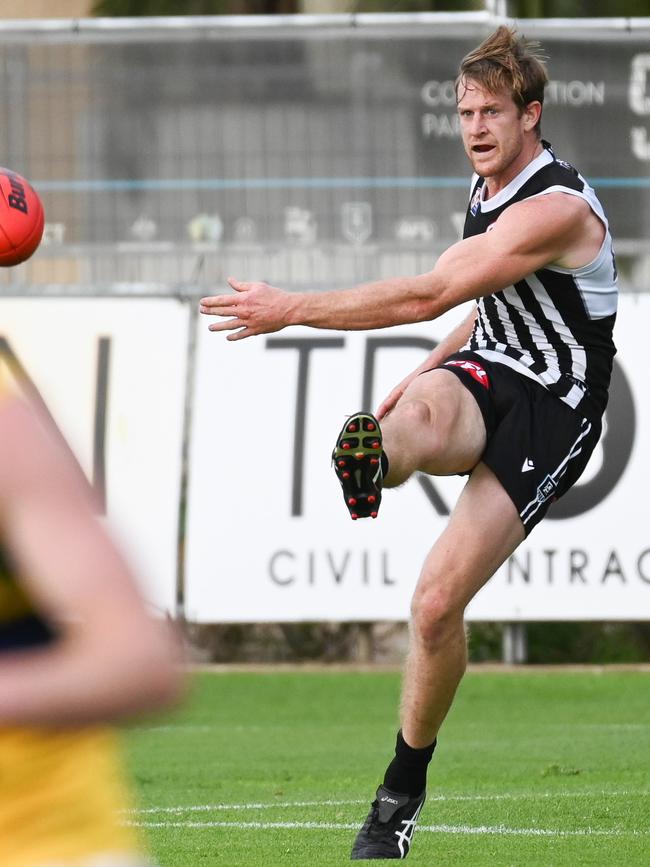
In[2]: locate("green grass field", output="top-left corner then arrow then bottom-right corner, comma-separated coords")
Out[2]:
124,669 -> 650,866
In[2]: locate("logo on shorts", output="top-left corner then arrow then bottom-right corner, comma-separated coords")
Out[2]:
521,458 -> 535,473
445,359 -> 490,389
536,474 -> 558,504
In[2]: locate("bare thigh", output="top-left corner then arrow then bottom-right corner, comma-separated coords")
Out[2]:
383,368 -> 487,478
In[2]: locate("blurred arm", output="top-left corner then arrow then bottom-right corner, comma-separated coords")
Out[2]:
0,394 -> 184,726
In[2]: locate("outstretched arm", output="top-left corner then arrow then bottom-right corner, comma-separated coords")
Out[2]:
200,193 -> 597,340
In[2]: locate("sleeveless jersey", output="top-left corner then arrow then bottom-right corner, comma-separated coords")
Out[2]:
462,142 -> 617,422
0,369 -> 147,867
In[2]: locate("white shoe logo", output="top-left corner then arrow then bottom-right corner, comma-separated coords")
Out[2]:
394,800 -> 424,858
521,458 -> 535,473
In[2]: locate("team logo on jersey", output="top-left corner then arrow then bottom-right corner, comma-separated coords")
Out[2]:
445,359 -> 490,388
470,185 -> 482,216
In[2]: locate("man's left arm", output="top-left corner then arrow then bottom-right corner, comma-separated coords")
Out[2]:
200,194 -> 593,340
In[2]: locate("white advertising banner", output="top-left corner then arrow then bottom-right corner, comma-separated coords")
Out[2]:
185,295 -> 649,623
0,297 -> 188,615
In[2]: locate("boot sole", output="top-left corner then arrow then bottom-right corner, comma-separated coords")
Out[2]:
332,412 -> 383,520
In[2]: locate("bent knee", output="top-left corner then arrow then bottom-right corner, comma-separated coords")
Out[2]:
391,398 -> 448,463
410,585 -> 464,651
396,397 -> 434,430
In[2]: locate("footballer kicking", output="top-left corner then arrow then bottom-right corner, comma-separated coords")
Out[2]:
200,26 -> 617,861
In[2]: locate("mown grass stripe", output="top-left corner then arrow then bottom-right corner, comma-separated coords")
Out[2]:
132,799 -> 366,814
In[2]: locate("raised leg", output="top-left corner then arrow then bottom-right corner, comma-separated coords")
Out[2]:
333,369 -> 487,522
381,368 -> 487,486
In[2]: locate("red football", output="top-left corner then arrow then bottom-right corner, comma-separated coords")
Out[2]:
0,168 -> 45,266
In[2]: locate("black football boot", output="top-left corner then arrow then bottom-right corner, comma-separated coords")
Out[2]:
350,784 -> 426,860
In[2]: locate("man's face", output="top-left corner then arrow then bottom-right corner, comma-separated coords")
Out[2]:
457,77 -> 535,182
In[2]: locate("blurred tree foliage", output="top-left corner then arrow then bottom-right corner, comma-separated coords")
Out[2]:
513,0 -> 650,14
343,1 -> 483,11
93,0 -> 650,13
185,621 -> 650,664
92,0 -> 299,14
469,622 -> 650,664
525,622 -> 650,665
90,0 -> 486,10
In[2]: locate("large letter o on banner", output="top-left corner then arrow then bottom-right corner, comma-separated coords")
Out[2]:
549,359 -> 635,520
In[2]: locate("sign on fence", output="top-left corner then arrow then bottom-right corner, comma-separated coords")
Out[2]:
0,297 -> 188,614
185,295 -> 649,623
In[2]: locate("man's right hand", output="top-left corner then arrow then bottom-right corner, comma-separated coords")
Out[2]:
200,278 -> 295,341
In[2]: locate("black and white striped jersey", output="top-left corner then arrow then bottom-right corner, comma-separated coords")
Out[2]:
462,142 -> 617,422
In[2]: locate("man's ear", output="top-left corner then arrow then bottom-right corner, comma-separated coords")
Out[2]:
523,100 -> 542,132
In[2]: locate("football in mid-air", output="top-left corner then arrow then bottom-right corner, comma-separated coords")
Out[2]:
0,167 -> 45,266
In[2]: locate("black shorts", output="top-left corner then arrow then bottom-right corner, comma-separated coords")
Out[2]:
436,351 -> 602,536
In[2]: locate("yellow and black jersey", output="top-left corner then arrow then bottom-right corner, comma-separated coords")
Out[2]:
0,546 -> 55,652
0,726 -> 149,867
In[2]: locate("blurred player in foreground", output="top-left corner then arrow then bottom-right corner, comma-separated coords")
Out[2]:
200,26 -> 617,861
0,362 -> 183,867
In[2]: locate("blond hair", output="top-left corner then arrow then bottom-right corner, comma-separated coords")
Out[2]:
457,26 -> 548,133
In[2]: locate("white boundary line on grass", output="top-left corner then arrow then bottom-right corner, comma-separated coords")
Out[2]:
127,789 -> 650,816
125,819 -> 649,838
126,793 -> 650,838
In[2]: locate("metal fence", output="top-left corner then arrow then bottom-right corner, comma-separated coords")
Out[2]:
0,13 -> 649,293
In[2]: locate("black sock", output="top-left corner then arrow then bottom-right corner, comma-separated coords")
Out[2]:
382,729 -> 436,797
381,451 -> 390,477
